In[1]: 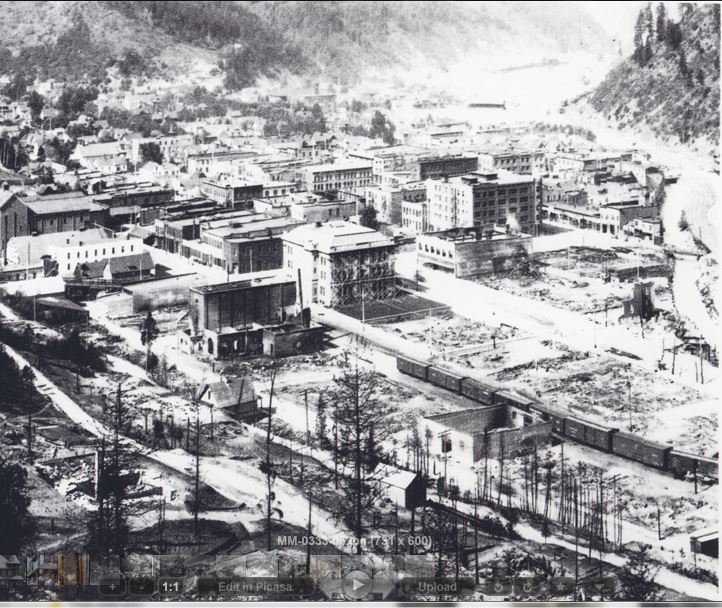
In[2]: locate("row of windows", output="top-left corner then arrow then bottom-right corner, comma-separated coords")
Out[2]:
418,242 -> 454,258
313,171 -> 370,181
66,244 -> 134,259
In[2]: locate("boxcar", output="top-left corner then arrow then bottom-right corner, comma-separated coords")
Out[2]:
612,432 -> 671,469
396,356 -> 430,381
459,377 -> 495,404
583,422 -> 618,452
564,416 -> 586,443
427,367 -> 465,393
564,417 -> 617,452
493,389 -> 524,408
527,402 -> 565,435
697,455 -> 720,479
669,451 -> 719,480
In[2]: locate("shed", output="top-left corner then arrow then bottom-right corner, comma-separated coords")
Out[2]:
198,377 -> 258,420
690,529 -> 719,558
35,296 -> 90,323
374,463 -> 426,510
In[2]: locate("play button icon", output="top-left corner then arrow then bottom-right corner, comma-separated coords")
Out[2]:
342,569 -> 373,600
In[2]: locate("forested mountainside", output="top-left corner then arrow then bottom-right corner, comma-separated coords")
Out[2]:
581,3 -> 720,145
0,1 -> 612,88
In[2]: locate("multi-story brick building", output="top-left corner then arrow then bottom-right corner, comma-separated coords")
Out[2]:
478,148 -> 546,176
415,154 -> 479,181
192,215 -> 302,274
426,171 -> 540,235
186,274 -> 299,357
401,200 -> 428,234
300,161 -> 373,193
282,220 -> 397,307
92,185 -> 174,227
1,190 -> 109,261
417,226 -> 533,277
200,179 -> 264,208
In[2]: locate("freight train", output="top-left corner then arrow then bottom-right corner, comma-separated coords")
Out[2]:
396,355 -> 718,481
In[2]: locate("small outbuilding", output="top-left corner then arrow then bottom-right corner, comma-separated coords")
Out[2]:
374,463 -> 426,510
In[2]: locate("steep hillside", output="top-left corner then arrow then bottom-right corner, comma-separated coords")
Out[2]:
0,1 -> 613,88
582,3 -> 720,145
242,1 -> 612,77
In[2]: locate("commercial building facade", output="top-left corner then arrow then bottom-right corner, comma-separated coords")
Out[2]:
426,171 -> 540,235
282,220 -> 397,307
301,161 -> 373,193
417,226 -> 533,277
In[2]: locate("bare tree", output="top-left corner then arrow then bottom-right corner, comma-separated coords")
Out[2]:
22,366 -> 34,462
330,349 -> 392,554
87,383 -> 138,557
260,360 -> 279,550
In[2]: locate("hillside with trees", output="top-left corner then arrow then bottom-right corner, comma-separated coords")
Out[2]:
0,1 -> 613,90
582,3 -> 720,146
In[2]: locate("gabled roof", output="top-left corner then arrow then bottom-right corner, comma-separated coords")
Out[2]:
199,377 -> 256,408
21,194 -> 107,215
375,463 -> 419,490
106,251 -> 153,275
74,141 -> 122,158
75,251 -> 153,279
0,555 -> 21,567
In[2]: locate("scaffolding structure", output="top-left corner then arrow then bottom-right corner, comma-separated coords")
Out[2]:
329,246 -> 397,307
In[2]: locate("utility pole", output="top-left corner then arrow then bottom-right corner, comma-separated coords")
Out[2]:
473,492 -> 479,584
672,336 -> 676,375
627,379 -> 633,431
193,409 -> 200,539
699,346 -> 704,384
305,388 -> 312,576
439,431 -> 450,493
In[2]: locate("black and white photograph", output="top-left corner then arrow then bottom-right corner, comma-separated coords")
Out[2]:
0,1 -> 718,604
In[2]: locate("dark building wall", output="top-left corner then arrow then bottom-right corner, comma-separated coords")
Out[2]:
472,421 -> 552,460
0,195 -> 29,255
262,325 -> 325,357
28,208 -> 109,235
418,157 -> 479,180
455,235 -> 533,277
191,281 -> 297,332
94,189 -> 174,209
225,238 -> 284,274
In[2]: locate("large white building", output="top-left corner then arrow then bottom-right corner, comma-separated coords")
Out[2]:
300,161 -> 373,194
131,134 -> 194,164
426,170 -> 540,235
282,220 -> 396,307
4,228 -> 141,275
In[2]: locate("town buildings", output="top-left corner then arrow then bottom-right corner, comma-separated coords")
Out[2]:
282,220 -> 397,307
0,190 -> 109,261
130,134 -> 194,164
417,226 -> 533,277
200,179 -> 264,208
190,215 -> 302,273
300,160 -> 373,193
401,199 -> 428,234
478,148 -> 546,176
187,149 -> 259,176
92,185 -> 174,226
364,181 -> 426,225
426,171 -> 540,235
419,403 -> 552,469
185,274 -> 299,357
70,142 -> 128,174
